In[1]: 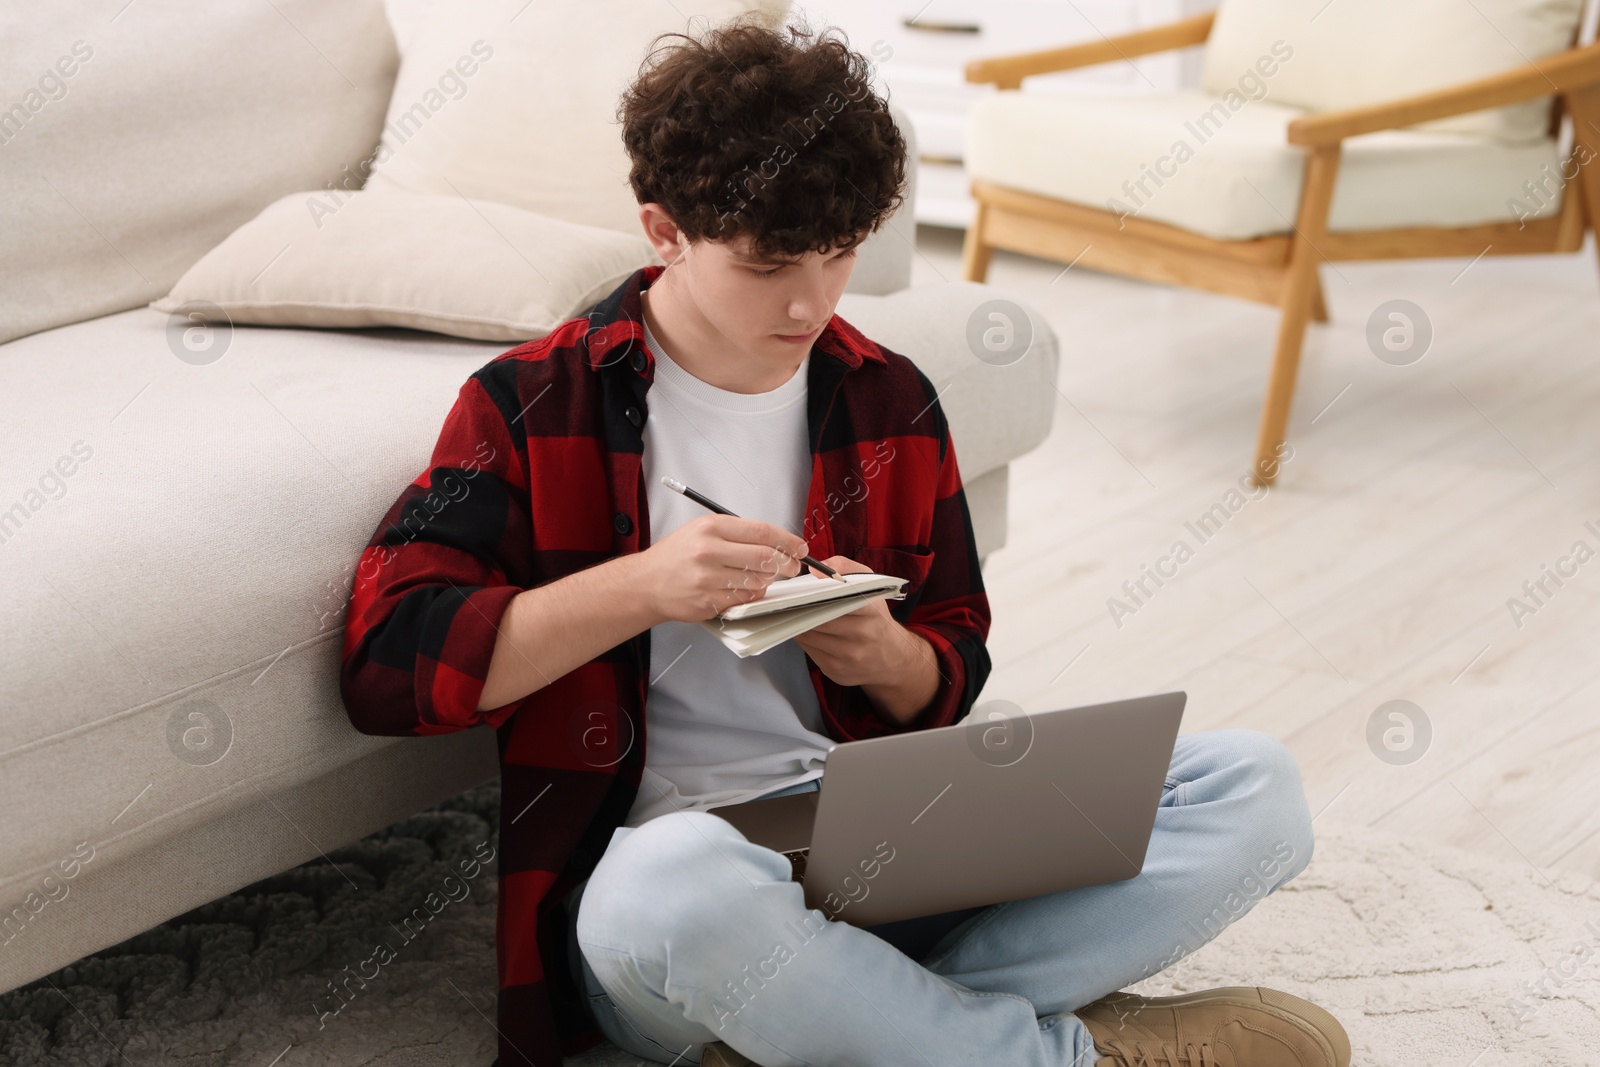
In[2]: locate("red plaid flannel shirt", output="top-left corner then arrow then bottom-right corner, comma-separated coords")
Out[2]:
339,264 -> 992,1066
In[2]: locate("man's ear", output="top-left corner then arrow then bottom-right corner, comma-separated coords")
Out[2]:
638,202 -> 688,266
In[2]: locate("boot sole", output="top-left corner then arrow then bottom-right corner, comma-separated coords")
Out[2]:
1088,986 -> 1351,1067
701,1042 -> 758,1067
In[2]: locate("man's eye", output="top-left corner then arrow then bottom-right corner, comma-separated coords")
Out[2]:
750,267 -> 782,278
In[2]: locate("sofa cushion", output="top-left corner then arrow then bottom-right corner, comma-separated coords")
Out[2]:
362,0 -> 790,235
0,0 -> 400,346
150,190 -> 662,341
966,89 -> 1564,241
1200,0 -> 1584,143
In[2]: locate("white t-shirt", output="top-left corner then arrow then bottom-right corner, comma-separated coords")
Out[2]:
622,315 -> 834,827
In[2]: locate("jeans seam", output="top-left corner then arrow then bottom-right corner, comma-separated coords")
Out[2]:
578,944 -> 694,1062
582,943 -> 1037,1065
954,985 -> 1038,1010
670,974 -> 827,1067
600,995 -> 687,1062
1165,773 -> 1192,807
919,898 -> 1014,971
582,944 -> 827,1067
1038,1011 -> 1078,1034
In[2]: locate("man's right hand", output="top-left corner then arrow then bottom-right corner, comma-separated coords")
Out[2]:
639,514 -> 813,623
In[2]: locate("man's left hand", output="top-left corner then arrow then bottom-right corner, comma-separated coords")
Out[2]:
791,555 -> 922,687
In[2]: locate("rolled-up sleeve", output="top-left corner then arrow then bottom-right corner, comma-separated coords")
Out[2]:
340,367 -> 533,736
835,394 -> 992,741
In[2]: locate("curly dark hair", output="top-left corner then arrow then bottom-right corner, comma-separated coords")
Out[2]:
617,17 -> 907,260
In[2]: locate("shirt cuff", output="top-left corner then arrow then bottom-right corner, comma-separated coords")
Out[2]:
418,583 -> 525,734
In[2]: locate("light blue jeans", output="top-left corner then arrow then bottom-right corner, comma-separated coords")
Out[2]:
567,728 -> 1315,1067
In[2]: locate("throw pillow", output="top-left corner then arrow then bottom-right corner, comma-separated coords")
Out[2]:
149,189 -> 662,341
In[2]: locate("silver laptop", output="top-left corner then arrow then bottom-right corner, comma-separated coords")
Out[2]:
706,691 -> 1185,926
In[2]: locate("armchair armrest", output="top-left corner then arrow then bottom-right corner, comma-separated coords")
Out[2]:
1287,39 -> 1600,146
965,12 -> 1214,89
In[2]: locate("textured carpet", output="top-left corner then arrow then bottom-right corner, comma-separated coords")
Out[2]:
3,782 -> 1596,1067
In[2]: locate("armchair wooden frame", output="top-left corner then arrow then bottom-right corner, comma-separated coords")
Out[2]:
962,13 -> 1600,485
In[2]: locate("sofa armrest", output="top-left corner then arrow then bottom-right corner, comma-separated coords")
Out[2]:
845,101 -> 919,297
834,281 -> 1058,484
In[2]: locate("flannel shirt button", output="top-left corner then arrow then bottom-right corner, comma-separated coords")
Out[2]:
624,405 -> 643,427
613,512 -> 633,535
630,349 -> 647,373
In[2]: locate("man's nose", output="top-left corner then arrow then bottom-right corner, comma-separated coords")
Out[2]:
788,274 -> 831,323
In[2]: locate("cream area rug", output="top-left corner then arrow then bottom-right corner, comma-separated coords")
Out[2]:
2,783 -> 1595,1067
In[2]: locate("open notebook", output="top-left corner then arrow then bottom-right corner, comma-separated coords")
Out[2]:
700,573 -> 908,658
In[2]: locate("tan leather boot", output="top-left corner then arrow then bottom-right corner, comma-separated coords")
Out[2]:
1076,986 -> 1351,1066
700,1040 -> 759,1066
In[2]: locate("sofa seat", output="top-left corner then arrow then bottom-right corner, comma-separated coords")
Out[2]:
966,89 -> 1564,241
0,282 -> 1056,992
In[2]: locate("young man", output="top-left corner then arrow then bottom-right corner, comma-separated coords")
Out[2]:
340,19 -> 1350,1067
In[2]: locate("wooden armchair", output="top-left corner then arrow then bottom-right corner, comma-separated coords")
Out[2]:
962,7 -> 1600,485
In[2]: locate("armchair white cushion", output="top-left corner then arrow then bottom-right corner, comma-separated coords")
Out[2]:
1200,0 -> 1585,144
966,89 -> 1564,241
965,0 -> 1586,242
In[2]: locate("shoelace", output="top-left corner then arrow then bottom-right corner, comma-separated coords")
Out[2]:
1096,1035 -> 1219,1067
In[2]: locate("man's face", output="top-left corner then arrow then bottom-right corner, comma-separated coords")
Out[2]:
646,211 -> 859,359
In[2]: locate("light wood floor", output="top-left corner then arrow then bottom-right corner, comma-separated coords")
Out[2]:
910,224 -> 1600,883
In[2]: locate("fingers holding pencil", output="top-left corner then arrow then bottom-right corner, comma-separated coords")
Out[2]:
640,514 -> 830,623
661,475 -> 848,583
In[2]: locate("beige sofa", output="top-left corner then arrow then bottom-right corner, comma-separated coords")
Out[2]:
0,0 -> 1058,994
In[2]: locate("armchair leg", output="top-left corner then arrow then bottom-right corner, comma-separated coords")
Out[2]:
1308,269 -> 1329,323
962,199 -> 995,283
1253,256 -> 1319,486
1563,87 -> 1600,283
1251,147 -> 1342,487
